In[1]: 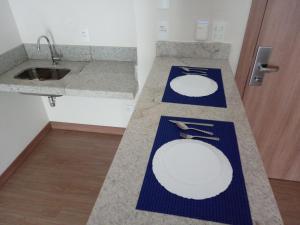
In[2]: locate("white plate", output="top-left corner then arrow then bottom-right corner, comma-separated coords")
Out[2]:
170,75 -> 218,97
152,139 -> 232,200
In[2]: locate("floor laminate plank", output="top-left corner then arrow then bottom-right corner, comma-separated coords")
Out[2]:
0,129 -> 121,225
270,179 -> 300,225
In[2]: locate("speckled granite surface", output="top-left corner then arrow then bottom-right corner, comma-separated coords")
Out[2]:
0,45 -> 28,75
0,60 -> 137,99
86,57 -> 283,225
91,46 -> 137,62
66,61 -> 137,99
157,41 -> 231,59
24,44 -> 137,62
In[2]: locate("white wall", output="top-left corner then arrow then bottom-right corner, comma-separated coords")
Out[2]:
5,0 -> 252,75
7,0 -> 140,129
0,93 -> 48,175
0,0 -> 22,54
0,0 -> 48,175
42,96 -> 134,128
132,0 -> 251,88
134,0 -> 157,90
0,0 -> 253,175
158,0 -> 252,73
8,0 -> 137,47
35,1 -> 157,128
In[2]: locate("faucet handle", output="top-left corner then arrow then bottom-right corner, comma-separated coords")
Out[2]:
52,56 -> 61,65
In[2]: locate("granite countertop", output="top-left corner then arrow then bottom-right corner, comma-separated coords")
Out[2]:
0,59 -> 137,99
86,57 -> 283,225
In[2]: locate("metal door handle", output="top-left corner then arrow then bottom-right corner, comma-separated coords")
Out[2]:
249,47 -> 280,86
259,64 -> 279,73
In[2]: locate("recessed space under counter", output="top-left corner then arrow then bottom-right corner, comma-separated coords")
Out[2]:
0,59 -> 137,99
87,57 -> 283,225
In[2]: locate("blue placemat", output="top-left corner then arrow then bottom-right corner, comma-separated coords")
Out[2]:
162,66 -> 227,108
136,116 -> 252,225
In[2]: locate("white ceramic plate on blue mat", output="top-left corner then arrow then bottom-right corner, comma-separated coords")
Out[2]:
170,75 -> 218,97
152,139 -> 232,200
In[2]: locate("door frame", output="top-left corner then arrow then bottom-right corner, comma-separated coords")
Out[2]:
235,0 -> 268,97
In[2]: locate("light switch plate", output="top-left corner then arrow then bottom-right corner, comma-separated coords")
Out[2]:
212,22 -> 226,42
195,20 -> 209,41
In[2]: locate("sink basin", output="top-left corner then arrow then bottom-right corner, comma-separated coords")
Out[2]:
14,68 -> 70,81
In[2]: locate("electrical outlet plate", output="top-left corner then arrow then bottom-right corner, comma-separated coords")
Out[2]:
125,102 -> 135,113
158,0 -> 170,9
158,21 -> 169,40
80,28 -> 90,42
212,22 -> 226,42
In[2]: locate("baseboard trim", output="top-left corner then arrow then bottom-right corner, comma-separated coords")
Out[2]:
0,122 -> 51,187
50,122 -> 126,135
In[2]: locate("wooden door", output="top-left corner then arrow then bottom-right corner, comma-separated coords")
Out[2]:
237,0 -> 300,181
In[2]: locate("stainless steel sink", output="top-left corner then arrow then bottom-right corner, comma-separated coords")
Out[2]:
14,68 -> 70,81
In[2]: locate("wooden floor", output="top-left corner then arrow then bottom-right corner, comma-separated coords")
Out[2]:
0,130 -> 299,225
270,179 -> 300,225
0,129 -> 121,225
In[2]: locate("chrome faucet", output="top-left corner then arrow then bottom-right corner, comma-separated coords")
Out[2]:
37,35 -> 61,65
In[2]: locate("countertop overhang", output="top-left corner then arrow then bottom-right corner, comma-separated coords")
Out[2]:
86,56 -> 283,225
0,59 -> 138,99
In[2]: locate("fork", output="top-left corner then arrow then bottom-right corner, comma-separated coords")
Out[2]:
174,121 -> 214,135
180,66 -> 208,72
179,67 -> 208,76
180,132 -> 220,141
181,71 -> 208,76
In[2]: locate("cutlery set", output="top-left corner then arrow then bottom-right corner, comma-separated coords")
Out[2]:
169,120 -> 220,141
180,66 -> 209,72
163,66 -> 224,141
162,66 -> 227,108
180,66 -> 208,76
137,116 -> 252,225
138,64 -> 250,225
